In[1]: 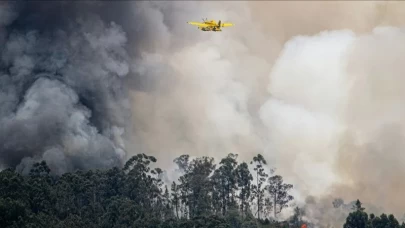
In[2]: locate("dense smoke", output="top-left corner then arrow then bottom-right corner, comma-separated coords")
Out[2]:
0,2 -> 135,174
129,1 -> 405,225
2,1 -> 405,226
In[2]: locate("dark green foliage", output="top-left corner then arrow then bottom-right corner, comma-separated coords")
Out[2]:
1,154 -> 400,228
344,210 -> 368,228
267,175 -> 294,218
236,162 -> 253,218
211,153 -> 239,216
0,197 -> 27,227
367,213 -> 401,228
344,199 -> 368,228
353,199 -> 365,211
250,154 -> 270,220
177,156 -> 216,218
343,200 -> 404,228
0,154 -> 276,227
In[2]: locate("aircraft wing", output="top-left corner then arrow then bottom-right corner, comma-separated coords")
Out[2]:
187,22 -> 210,27
221,23 -> 234,27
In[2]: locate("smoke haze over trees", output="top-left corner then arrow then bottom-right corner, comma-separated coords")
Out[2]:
3,1 -> 405,226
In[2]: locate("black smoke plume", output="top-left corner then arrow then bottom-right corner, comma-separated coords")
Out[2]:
0,1 -> 148,174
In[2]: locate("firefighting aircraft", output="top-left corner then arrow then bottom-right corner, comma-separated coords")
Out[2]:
187,18 -> 234,32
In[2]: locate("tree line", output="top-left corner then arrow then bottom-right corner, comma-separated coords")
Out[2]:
0,153 -> 297,227
343,200 -> 405,228
1,152 -> 404,228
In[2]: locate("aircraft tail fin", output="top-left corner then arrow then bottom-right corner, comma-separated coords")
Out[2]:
218,20 -> 221,27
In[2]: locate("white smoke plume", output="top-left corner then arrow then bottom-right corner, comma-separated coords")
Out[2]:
129,1 -> 405,225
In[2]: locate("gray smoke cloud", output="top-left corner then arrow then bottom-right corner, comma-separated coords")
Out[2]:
0,0 -> 210,174
0,1 -> 136,174
3,1 -> 405,226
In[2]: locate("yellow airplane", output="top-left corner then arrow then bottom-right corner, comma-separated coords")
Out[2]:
187,18 -> 234,32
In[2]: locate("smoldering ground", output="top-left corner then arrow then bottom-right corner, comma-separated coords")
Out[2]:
2,1 -> 405,226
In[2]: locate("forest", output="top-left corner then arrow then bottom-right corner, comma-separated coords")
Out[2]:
0,153 -> 404,228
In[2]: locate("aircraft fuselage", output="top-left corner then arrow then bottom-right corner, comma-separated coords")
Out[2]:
199,27 -> 222,32
188,19 -> 231,32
